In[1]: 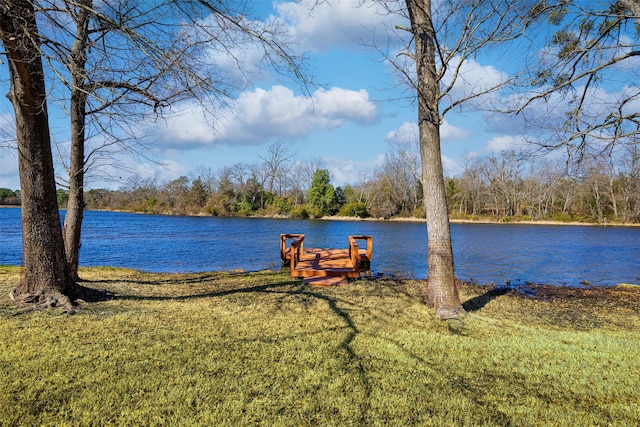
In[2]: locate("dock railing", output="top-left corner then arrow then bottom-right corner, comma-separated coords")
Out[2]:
348,235 -> 372,270
289,235 -> 305,272
280,233 -> 305,263
282,233 -> 372,280
348,236 -> 360,273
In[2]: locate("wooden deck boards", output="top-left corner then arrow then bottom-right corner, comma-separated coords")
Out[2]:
280,234 -> 372,286
291,248 -> 360,278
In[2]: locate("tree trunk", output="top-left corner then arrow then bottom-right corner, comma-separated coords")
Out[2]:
63,0 -> 92,281
406,0 -> 464,319
607,159 -> 618,220
1,0 -> 75,310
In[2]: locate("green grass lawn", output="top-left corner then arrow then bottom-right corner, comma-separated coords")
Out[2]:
1,266 -> 638,426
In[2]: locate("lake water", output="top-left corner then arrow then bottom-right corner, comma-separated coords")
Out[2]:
1,208 -> 639,286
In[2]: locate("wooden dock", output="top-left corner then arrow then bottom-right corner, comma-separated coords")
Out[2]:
280,234 -> 372,286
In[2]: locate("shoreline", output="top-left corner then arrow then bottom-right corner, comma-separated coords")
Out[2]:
320,214 -> 640,227
3,204 -> 639,227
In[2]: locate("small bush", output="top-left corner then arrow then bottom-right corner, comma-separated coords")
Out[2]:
338,202 -> 370,218
289,206 -> 309,219
305,206 -> 323,218
412,205 -> 426,219
236,201 -> 255,217
275,198 -> 292,215
204,205 -> 218,216
553,212 -> 573,223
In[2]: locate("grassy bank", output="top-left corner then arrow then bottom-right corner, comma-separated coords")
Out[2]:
1,266 -> 639,426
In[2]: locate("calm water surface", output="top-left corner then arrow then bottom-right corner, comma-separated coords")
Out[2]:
1,208 -> 638,286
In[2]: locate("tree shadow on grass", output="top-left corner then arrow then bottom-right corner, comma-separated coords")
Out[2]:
111,280 -> 302,301
108,274 -> 373,422
297,287 -> 372,424
72,283 -> 115,302
80,271 -> 252,286
462,287 -> 510,312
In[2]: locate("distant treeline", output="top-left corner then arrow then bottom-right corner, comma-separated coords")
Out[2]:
0,188 -> 68,207
3,150 -> 639,224
0,188 -> 21,206
84,150 -> 640,224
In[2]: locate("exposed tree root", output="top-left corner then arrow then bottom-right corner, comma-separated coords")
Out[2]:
436,307 -> 467,320
9,284 -> 113,313
9,288 -> 74,312
422,278 -> 467,320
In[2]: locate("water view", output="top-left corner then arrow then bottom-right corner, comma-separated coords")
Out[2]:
1,208 -> 638,286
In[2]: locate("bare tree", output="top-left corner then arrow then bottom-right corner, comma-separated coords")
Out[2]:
386,0 -> 543,318
288,159 -> 318,207
370,153 -> 421,217
30,0 -> 309,279
480,152 -> 525,219
1,0 -> 309,309
1,0 -> 74,309
457,155 -> 486,217
619,142 -> 640,222
260,142 -> 295,196
386,126 -> 423,214
516,0 -> 640,163
522,159 -> 566,219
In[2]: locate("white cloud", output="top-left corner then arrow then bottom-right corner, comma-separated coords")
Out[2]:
0,147 -> 19,190
149,159 -> 186,183
325,150 -> 462,184
0,113 -> 16,147
382,45 -> 513,110
442,56 -> 510,109
274,0 -> 399,52
197,0 -> 402,86
486,81 -> 640,147
326,157 -> 359,187
200,16 -> 283,88
485,135 -> 527,153
0,154 -> 17,177
325,154 -> 385,186
219,85 -> 378,144
150,85 -> 378,148
382,122 -> 465,177
111,155 -> 185,186
441,119 -> 471,142
385,122 -> 417,146
590,85 -> 640,121
442,155 -> 462,177
84,154 -> 188,190
205,44 -> 268,89
385,120 -> 469,146
312,87 -> 377,121
148,104 -> 216,149
619,85 -> 640,113
483,109 -> 527,135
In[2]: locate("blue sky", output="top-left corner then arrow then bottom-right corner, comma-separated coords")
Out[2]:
1,0 -> 636,191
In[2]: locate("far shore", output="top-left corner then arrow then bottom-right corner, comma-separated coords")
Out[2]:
320,214 -> 640,227
2,204 -> 639,227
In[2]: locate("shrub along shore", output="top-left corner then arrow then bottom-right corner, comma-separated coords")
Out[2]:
1,266 -> 638,426
5,203 -> 639,228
